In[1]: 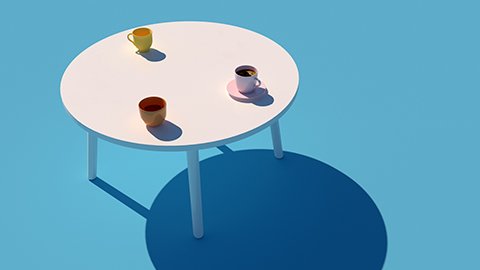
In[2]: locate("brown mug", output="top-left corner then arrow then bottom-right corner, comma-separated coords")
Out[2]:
139,96 -> 166,127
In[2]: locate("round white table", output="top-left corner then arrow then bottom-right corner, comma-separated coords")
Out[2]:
61,21 -> 299,238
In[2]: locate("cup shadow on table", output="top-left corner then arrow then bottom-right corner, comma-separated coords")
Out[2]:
137,48 -> 166,62
91,148 -> 387,270
234,86 -> 274,106
252,91 -> 274,106
146,120 -> 182,141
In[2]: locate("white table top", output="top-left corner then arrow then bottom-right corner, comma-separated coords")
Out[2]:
61,21 -> 299,151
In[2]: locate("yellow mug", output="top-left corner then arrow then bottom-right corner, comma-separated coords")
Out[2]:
127,27 -> 153,53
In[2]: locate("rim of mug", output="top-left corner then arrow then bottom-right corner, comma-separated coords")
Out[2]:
133,27 -> 152,37
139,96 -> 166,111
235,65 -> 258,77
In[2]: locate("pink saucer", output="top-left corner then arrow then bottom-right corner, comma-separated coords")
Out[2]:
227,79 -> 268,102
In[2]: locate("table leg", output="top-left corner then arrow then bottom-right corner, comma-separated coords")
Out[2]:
187,150 -> 204,239
270,120 -> 284,159
88,133 -> 98,180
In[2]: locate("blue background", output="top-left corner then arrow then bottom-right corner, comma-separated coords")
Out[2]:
1,0 -> 479,269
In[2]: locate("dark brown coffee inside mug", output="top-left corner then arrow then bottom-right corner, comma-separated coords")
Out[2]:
139,97 -> 166,112
236,69 -> 257,77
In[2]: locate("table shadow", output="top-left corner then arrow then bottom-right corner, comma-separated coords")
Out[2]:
91,148 -> 387,270
146,149 -> 387,270
137,48 -> 166,62
146,120 -> 182,141
91,178 -> 150,219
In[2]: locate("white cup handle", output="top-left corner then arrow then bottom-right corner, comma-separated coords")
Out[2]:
255,78 -> 262,88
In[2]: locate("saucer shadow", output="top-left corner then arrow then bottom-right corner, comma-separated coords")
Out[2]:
137,48 -> 166,62
145,149 -> 387,270
147,120 -> 182,141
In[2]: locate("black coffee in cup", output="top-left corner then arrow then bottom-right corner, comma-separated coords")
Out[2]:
236,69 -> 257,77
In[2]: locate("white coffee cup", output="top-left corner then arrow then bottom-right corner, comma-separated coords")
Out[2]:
235,65 -> 262,94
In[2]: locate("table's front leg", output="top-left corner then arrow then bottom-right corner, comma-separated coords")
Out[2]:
270,120 -> 284,159
88,133 -> 98,180
187,150 -> 204,239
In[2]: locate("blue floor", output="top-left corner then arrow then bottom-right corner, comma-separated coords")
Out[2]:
1,1 -> 479,269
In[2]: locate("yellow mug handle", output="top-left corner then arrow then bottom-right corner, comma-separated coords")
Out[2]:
127,33 -> 135,45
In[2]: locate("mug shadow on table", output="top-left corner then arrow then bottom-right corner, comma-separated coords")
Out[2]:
137,48 -> 166,62
146,120 -> 182,141
234,87 -> 274,107
92,148 -> 387,270
252,91 -> 274,106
